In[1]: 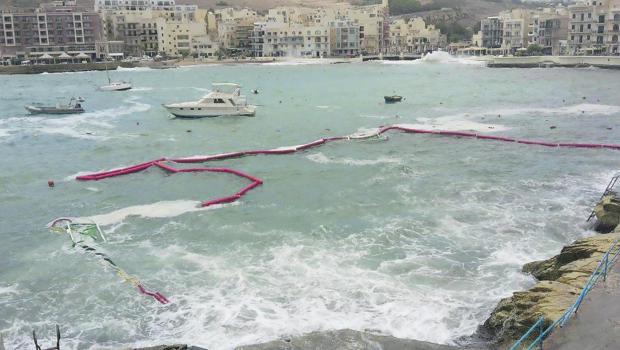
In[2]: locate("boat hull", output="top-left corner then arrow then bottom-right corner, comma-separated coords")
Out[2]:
384,96 -> 403,103
163,105 -> 256,118
25,106 -> 85,115
100,83 -> 132,91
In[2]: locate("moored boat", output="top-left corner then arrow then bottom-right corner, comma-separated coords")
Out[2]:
99,61 -> 132,91
384,95 -> 403,103
25,97 -> 85,115
100,81 -> 132,91
163,83 -> 256,118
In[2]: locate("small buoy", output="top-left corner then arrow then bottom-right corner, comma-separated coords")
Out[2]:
136,122 -> 140,125
497,114 -> 501,118
279,100 -> 282,104
607,127 -> 613,130
85,132 -> 93,135
550,126 -> 557,129
582,96 -> 586,100
186,130 -> 192,133
48,180 -> 55,188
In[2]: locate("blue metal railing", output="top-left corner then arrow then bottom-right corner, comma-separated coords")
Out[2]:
587,174 -> 620,222
509,236 -> 620,350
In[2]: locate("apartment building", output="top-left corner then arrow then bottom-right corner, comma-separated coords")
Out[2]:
0,1 -> 102,62
481,16 -> 503,49
330,19 -> 359,57
156,8 -> 209,57
388,17 -> 444,54
568,0 -> 620,55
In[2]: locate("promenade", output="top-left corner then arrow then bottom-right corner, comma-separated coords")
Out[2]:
544,261 -> 620,350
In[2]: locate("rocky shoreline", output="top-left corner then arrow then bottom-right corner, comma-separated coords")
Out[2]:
480,193 -> 620,349
131,195 -> 620,350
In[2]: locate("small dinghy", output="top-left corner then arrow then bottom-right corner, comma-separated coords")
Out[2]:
25,97 -> 85,115
384,95 -> 403,103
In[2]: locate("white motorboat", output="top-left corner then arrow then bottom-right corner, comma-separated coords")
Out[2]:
163,83 -> 256,118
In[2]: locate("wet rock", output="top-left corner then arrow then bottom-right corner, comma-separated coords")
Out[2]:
482,230 -> 620,347
133,345 -> 191,350
483,280 -> 580,346
593,193 -> 620,233
235,329 -> 480,350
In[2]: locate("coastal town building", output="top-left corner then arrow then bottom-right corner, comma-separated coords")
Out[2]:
480,16 -> 503,49
500,9 -> 532,54
330,19 -> 360,56
474,0 -> 619,56
388,17 -> 444,54
155,8 -> 210,57
95,0 -> 176,12
529,7 -> 569,55
100,9 -> 159,56
0,1 -> 102,63
568,0 -> 620,55
215,8 -> 261,56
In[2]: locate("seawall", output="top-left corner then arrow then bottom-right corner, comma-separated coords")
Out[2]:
0,60 -> 179,74
484,55 -> 620,69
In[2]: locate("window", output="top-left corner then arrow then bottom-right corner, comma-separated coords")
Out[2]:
214,98 -> 225,104
613,35 -> 618,42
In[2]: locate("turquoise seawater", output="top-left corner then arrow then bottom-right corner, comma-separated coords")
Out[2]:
1,57 -> 620,349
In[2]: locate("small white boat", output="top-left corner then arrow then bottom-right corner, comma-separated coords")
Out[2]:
25,97 -> 85,115
99,61 -> 132,91
163,83 -> 256,118
100,81 -> 132,91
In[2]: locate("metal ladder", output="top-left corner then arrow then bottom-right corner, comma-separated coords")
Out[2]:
587,174 -> 620,222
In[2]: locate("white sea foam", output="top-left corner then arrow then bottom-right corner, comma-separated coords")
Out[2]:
0,128 -> 12,139
0,284 -> 19,296
306,152 -> 402,166
265,58 -> 348,66
115,66 -> 153,72
493,103 -> 620,117
396,119 -> 509,132
378,51 -> 485,66
76,200 -> 237,226
0,97 -> 150,140
130,87 -> 154,92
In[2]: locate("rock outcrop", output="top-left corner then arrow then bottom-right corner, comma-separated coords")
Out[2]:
482,230 -> 620,348
235,329 -> 482,350
593,193 -> 620,233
